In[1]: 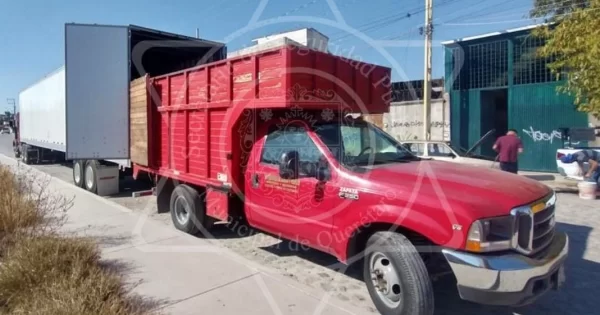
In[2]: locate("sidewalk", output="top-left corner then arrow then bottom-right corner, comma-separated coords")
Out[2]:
0,155 -> 367,315
519,171 -> 579,193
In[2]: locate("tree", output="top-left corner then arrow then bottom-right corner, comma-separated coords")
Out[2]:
532,0 -> 600,118
530,0 -> 589,19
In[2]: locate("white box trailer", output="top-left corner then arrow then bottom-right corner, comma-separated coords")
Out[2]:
16,23 -> 226,194
19,67 -> 66,153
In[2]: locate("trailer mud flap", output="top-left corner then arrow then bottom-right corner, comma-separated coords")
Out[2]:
206,186 -> 229,221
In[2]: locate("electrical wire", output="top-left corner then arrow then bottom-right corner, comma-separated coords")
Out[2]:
439,0 -> 599,27
440,6 -> 600,26
331,0 -> 463,43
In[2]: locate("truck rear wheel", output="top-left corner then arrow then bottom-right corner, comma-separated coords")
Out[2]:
169,184 -> 212,235
73,160 -> 85,188
84,160 -> 98,194
364,231 -> 434,315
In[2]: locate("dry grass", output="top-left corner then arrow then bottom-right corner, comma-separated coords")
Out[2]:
0,167 -> 45,238
0,164 -> 158,315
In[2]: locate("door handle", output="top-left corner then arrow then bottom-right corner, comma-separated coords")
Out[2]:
251,174 -> 259,188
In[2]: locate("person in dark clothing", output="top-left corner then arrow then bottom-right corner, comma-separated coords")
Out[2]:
559,149 -> 600,184
493,129 -> 523,174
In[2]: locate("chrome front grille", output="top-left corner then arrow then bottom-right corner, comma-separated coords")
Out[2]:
532,205 -> 556,250
510,195 -> 556,256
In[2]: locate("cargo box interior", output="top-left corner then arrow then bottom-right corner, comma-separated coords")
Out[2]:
129,25 -> 226,80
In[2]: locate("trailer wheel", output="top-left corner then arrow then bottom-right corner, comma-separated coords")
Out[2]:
73,160 -> 85,188
13,141 -> 21,158
84,160 -> 98,194
364,232 -> 434,315
21,145 -> 31,165
169,184 -> 212,235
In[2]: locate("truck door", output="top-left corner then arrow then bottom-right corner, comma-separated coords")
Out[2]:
245,122 -> 338,252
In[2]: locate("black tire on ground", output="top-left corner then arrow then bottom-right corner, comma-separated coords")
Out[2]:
73,160 -> 85,188
363,231 -> 434,315
83,160 -> 98,194
22,145 -> 31,165
13,141 -> 20,158
169,184 -> 213,235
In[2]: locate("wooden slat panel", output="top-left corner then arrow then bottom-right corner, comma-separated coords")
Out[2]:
130,76 -> 149,166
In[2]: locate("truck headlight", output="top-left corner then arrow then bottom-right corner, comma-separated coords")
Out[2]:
465,216 -> 513,253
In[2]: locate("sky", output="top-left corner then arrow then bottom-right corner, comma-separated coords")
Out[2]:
0,0 -> 541,112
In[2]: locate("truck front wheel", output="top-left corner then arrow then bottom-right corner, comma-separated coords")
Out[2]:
364,232 -> 434,315
169,185 -> 212,235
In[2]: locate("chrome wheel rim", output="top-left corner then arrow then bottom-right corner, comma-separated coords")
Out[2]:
85,164 -> 94,189
369,252 -> 402,308
174,195 -> 190,226
74,162 -> 81,184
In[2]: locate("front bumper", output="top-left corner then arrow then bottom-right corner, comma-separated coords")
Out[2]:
441,232 -> 568,307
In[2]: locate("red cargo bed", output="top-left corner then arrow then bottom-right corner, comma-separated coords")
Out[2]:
132,45 -> 391,198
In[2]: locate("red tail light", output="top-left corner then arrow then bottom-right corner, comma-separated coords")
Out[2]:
556,152 -> 565,159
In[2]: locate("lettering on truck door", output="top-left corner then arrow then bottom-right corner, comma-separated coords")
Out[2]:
245,122 -> 337,252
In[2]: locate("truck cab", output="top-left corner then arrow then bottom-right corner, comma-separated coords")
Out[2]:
238,111 -> 567,314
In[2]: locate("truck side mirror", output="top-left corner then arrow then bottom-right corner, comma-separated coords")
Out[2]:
279,150 -> 299,179
315,166 -> 331,182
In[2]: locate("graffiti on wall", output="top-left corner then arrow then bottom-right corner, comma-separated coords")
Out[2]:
522,126 -> 562,144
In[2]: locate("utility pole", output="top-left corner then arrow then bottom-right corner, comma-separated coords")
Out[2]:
423,0 -> 433,140
196,28 -> 200,39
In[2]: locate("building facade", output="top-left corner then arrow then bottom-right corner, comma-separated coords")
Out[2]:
443,25 -> 592,172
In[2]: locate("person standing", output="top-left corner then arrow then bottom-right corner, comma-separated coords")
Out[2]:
493,129 -> 523,174
559,149 -> 600,184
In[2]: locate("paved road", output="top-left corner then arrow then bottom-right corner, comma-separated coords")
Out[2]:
2,134 -> 600,314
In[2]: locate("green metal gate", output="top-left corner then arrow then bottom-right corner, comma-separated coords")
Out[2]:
445,27 -> 591,172
509,83 -> 588,172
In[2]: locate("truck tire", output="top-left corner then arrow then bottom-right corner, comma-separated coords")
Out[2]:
22,145 -> 32,165
169,184 -> 212,235
83,160 -> 98,194
73,160 -> 85,188
364,231 -> 434,315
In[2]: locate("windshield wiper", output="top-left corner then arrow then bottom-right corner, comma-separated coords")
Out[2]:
364,155 -> 419,165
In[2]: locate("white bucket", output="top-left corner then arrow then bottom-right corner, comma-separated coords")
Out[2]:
578,181 -> 598,200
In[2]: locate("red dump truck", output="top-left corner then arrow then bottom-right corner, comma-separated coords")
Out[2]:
22,24 -> 567,315
116,46 -> 567,314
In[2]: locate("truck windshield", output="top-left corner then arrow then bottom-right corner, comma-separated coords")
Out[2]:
314,120 -> 417,167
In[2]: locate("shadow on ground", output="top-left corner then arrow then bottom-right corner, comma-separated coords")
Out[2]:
524,174 -> 557,181
205,220 -> 599,315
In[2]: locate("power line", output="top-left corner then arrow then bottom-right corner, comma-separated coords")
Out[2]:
439,0 -> 521,25
440,6 -> 600,26
440,0 -> 585,25
331,0 -> 464,43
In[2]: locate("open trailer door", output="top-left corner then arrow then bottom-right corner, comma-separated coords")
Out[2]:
65,23 -> 130,160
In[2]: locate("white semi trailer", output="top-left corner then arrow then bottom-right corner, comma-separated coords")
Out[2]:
15,23 -> 225,195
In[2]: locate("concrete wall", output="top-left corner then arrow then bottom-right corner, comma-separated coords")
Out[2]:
381,94 -> 450,141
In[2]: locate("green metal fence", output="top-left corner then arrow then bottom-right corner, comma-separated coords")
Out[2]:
445,28 -> 589,172
513,35 -> 562,85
